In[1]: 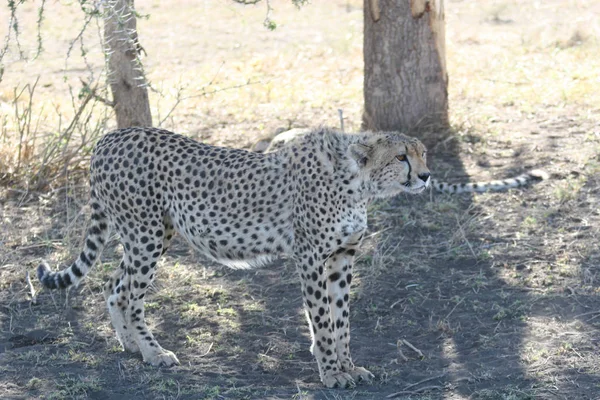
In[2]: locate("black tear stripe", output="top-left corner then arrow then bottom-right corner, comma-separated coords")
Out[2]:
405,145 -> 412,183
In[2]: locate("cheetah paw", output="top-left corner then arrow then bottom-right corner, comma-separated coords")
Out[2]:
120,340 -> 139,353
116,334 -> 139,353
347,366 -> 374,383
144,349 -> 180,367
321,371 -> 355,388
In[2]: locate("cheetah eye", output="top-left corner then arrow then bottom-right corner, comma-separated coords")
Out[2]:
396,154 -> 407,162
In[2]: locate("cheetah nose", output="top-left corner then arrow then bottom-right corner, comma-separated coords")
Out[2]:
418,172 -> 430,183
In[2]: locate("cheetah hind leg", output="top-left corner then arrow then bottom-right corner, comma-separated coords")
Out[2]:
128,214 -> 179,366
123,230 -> 179,367
104,262 -> 139,353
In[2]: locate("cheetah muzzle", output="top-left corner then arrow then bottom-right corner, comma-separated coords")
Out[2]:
37,126 -> 430,388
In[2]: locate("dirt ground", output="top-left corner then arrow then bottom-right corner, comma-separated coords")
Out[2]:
1,1 -> 599,399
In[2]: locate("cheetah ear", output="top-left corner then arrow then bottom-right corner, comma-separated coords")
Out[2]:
348,143 -> 372,167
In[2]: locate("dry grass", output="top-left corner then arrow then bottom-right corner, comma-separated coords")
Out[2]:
448,1 -> 600,124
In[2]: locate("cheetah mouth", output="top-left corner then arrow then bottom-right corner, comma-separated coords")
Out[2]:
403,185 -> 427,194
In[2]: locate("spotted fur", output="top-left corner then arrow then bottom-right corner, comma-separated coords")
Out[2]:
37,126 -> 430,388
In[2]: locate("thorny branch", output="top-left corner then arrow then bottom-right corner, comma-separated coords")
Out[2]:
158,79 -> 263,128
0,0 -> 25,82
33,0 -> 46,60
80,79 -> 116,107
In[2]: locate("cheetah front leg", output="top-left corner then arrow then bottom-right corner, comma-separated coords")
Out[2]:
296,249 -> 354,388
326,247 -> 374,383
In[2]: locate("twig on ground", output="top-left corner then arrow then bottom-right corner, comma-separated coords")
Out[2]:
402,373 -> 446,391
387,385 -> 444,398
200,342 -> 213,357
586,313 -> 600,322
494,319 -> 503,333
396,348 -> 408,362
388,342 -> 408,363
399,339 -> 424,358
493,286 -> 546,293
573,310 -> 600,319
25,271 -> 37,305
389,298 -> 405,309
387,373 -> 447,398
444,297 -> 464,320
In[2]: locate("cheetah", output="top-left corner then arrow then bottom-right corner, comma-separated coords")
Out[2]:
255,128 -> 549,193
37,126 -> 430,388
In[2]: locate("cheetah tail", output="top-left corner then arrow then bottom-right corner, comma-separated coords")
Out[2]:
433,169 -> 549,194
37,201 -> 110,289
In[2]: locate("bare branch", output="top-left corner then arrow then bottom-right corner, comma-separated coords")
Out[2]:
80,79 -> 116,107
263,0 -> 276,30
158,77 -> 262,127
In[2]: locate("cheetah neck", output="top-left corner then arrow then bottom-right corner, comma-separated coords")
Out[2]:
315,130 -> 374,202
276,128 -> 379,203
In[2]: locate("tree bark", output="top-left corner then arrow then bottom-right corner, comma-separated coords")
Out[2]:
363,0 -> 448,132
104,0 -> 152,128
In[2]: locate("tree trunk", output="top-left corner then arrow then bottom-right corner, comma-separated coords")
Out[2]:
104,0 -> 152,128
362,0 -> 448,132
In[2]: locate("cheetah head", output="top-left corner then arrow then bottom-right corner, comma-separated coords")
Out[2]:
349,133 -> 430,198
